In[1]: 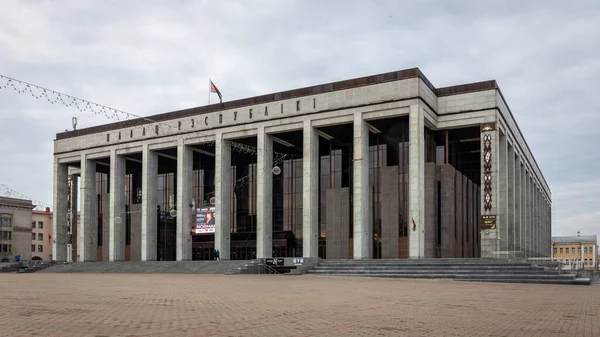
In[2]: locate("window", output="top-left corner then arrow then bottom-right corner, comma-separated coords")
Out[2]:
560,248 -> 563,254
585,247 -> 589,254
32,221 -> 36,229
38,221 -> 43,229
38,245 -> 43,252
578,247 -> 582,254
32,233 -> 36,241
572,248 -> 575,254
553,248 -> 557,254
1,244 -> 6,252
31,245 -> 35,252
38,233 -> 43,241
0,216 -> 11,227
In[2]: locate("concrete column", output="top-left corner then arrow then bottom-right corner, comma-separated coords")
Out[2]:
440,165 -> 456,258
141,144 -> 158,261
326,188 -> 350,259
520,165 -> 526,257
176,140 -> 193,261
68,174 -> 78,262
498,132 -> 508,255
302,120 -> 319,258
109,150 -> 126,261
523,171 -> 529,257
593,244 -> 596,269
80,155 -> 97,262
257,127 -> 273,259
535,186 -> 542,257
381,166 -> 399,258
507,144 -> 515,254
423,163 -> 437,258
215,134 -> 232,260
455,172 -> 463,257
527,175 -> 532,258
353,112 -> 371,259
466,180 -> 475,258
52,159 -> 69,262
408,105 -> 425,258
514,158 -> 521,253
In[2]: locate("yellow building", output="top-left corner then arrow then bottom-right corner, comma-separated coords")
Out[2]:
552,233 -> 598,269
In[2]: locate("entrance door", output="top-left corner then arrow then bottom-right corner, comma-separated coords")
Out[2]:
157,217 -> 176,261
372,219 -> 382,259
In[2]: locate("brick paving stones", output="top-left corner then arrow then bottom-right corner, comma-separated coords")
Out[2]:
1,274 -> 599,337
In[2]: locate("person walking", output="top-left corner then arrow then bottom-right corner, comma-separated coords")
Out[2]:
216,249 -> 220,261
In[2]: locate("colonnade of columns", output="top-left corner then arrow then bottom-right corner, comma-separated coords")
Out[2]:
493,132 -> 552,259
52,105 -> 428,262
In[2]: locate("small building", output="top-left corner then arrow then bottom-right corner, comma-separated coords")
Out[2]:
552,234 -> 598,269
0,196 -> 35,262
31,208 -> 54,261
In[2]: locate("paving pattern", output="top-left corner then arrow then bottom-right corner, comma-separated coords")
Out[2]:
1,273 -> 599,337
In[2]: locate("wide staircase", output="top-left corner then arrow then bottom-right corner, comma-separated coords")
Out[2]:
307,259 -> 591,285
37,260 -> 252,275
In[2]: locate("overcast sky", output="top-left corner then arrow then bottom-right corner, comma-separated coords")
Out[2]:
0,0 -> 598,238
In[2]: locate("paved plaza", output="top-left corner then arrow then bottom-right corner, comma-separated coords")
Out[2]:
1,274 -> 599,337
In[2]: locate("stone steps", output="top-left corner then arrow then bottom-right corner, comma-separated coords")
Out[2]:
307,259 -> 590,285
310,267 -> 545,275
39,261 -> 251,274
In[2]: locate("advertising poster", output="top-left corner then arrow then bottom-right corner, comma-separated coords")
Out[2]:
194,207 -> 216,234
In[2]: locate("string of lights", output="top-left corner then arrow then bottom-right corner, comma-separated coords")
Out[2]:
0,73 -> 288,161
1,74 -> 294,211
0,184 -> 53,210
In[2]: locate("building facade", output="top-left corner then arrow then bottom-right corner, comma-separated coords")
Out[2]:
0,196 -> 34,262
552,234 -> 597,269
52,68 -> 552,262
31,208 -> 53,261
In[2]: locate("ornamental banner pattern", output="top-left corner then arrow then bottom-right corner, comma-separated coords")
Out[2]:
481,123 -> 494,212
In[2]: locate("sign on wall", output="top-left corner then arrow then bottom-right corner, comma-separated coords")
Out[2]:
194,207 -> 216,234
481,214 -> 497,230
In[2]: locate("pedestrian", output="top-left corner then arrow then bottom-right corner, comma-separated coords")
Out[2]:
212,249 -> 216,260
216,249 -> 220,261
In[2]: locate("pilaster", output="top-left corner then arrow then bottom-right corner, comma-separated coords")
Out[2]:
215,133 -> 232,260
80,155 -> 98,262
176,140 -> 193,261
408,104 -> 425,258
256,127 -> 273,259
302,120 -> 319,258
52,158 -> 69,262
141,144 -> 158,261
109,149 -> 126,261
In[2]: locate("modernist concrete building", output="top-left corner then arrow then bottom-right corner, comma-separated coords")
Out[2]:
52,68 -> 552,262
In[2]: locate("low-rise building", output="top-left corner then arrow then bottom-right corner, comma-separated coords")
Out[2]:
552,233 -> 598,269
31,208 -> 53,261
0,196 -> 35,262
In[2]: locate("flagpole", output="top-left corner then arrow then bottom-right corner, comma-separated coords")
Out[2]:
208,79 -> 211,105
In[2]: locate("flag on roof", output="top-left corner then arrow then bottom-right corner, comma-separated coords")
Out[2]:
209,80 -> 222,103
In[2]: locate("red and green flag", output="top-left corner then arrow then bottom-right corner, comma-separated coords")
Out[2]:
209,80 -> 222,103
412,218 -> 416,232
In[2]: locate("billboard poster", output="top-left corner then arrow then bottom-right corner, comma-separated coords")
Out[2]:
194,207 -> 216,234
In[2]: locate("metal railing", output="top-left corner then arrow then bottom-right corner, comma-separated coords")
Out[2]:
256,261 -> 279,274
